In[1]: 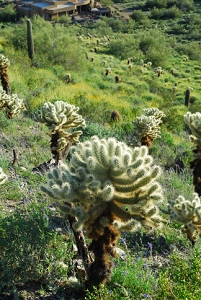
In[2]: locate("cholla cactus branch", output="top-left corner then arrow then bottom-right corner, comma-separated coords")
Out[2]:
184,112 -> 201,195
164,193 -> 201,245
0,87 -> 26,119
42,136 -> 164,289
36,101 -> 85,162
134,108 -> 165,147
0,167 -> 7,185
0,54 -> 10,94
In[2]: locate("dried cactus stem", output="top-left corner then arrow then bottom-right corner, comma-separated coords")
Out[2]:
141,135 -> 153,148
190,147 -> 201,196
185,89 -> 190,107
0,65 -> 10,94
27,19 -> 35,62
85,210 -> 119,291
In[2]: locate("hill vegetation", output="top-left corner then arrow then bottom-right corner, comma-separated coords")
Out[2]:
1,0 -> 201,299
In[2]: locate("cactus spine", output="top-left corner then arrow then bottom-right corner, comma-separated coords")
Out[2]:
27,19 -> 35,62
41,136 -> 164,290
0,54 -> 10,94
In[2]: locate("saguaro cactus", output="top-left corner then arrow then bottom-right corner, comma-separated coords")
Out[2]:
133,108 -> 166,147
184,112 -> 201,196
27,19 -> 35,62
163,193 -> 201,245
41,136 -> 164,290
35,101 -> 85,164
0,54 -> 10,94
184,88 -> 191,107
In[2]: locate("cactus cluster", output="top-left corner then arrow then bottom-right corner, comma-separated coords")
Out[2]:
184,112 -> 201,149
0,54 -> 10,94
134,108 -> 166,147
42,136 -> 164,233
42,136 -> 164,288
164,193 -> 201,244
35,101 -> 85,160
0,167 -> 7,185
0,87 -> 26,119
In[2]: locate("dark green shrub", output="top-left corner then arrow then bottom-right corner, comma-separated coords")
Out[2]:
163,6 -> 182,19
108,37 -> 138,60
150,7 -> 163,19
145,0 -> 167,9
0,4 -> 18,22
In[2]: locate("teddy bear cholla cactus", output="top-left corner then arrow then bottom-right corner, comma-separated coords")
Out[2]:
0,167 -> 7,185
184,112 -> 201,196
134,108 -> 166,148
0,87 -> 26,119
164,193 -> 201,245
0,54 -> 10,94
35,101 -> 85,163
41,136 -> 164,289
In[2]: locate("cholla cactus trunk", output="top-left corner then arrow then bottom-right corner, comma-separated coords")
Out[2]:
140,135 -> 153,148
0,65 -> 10,95
190,149 -> 201,196
85,209 -> 119,291
184,112 -> 201,196
50,130 -> 62,163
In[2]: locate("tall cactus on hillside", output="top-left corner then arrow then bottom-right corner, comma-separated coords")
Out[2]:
27,19 -> 35,62
184,112 -> 201,196
133,108 -> 166,147
35,100 -> 85,164
41,136 -> 164,290
0,54 -> 10,94
163,193 -> 201,245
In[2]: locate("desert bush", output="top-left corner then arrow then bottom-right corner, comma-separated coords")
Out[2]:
163,6 -> 182,18
107,37 -> 138,60
176,41 -> 201,61
0,4 -> 18,23
137,29 -> 171,67
145,0 -> 167,9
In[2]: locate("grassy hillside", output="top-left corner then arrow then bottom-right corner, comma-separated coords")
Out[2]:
1,0 -> 201,299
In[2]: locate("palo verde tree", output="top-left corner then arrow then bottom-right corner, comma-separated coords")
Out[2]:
133,108 -> 165,147
0,54 -> 10,94
184,112 -> 201,196
35,100 -> 85,165
41,136 -> 164,291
